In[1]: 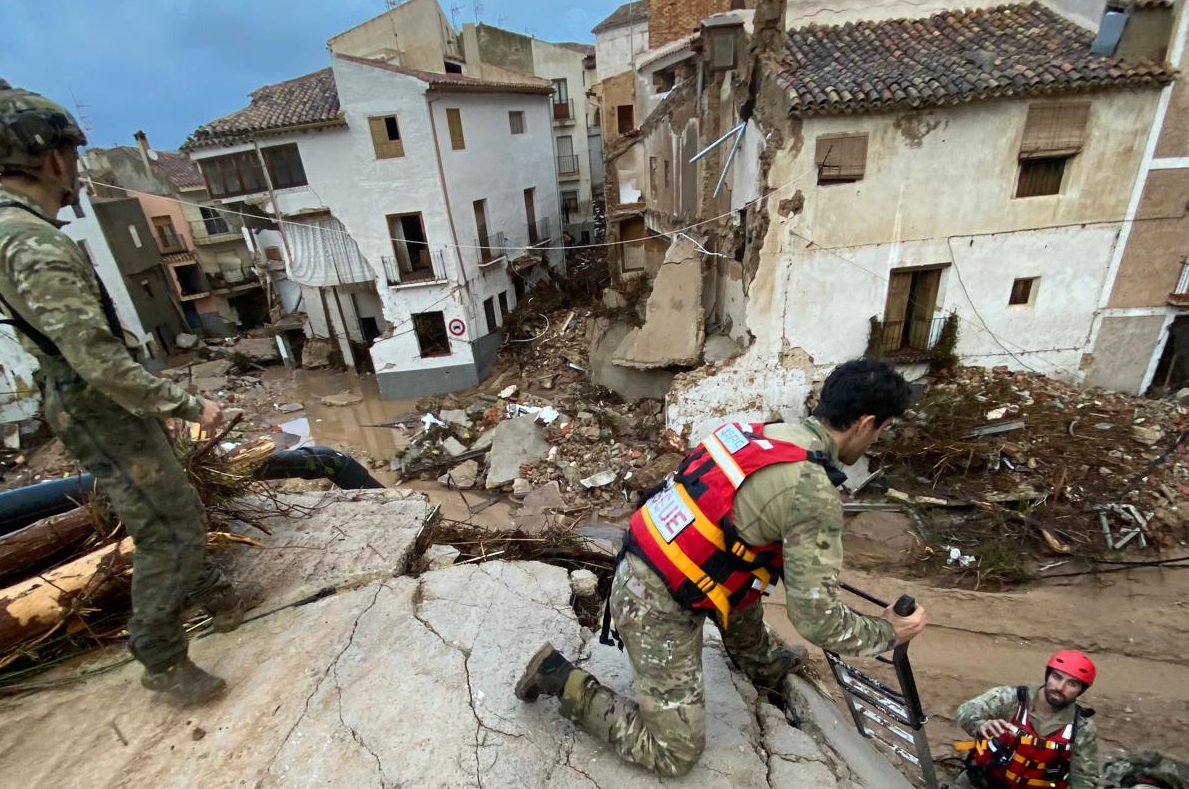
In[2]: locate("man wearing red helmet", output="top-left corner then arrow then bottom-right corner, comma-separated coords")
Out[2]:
953,650 -> 1100,789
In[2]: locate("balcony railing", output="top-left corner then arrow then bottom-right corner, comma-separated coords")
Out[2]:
476,232 -> 507,265
189,218 -> 240,245
382,248 -> 449,286
871,315 -> 950,358
208,266 -> 258,292
156,229 -> 187,255
552,98 -> 574,123
1169,259 -> 1189,307
557,154 -> 580,177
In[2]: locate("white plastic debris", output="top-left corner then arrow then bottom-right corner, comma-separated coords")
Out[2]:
580,470 -> 617,489
420,413 -> 448,433
499,385 -> 519,399
985,407 -> 1008,421
945,545 -> 977,568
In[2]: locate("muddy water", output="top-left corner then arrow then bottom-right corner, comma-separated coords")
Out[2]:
257,368 -> 514,530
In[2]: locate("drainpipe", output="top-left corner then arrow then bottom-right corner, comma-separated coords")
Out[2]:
426,93 -> 478,342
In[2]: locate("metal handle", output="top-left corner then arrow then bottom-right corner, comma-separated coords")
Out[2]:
893,595 -> 917,617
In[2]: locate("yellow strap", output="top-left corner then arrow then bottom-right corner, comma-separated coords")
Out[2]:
953,741 -> 977,752
640,496 -> 733,625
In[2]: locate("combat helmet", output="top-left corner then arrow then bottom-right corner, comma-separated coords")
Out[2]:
0,78 -> 87,174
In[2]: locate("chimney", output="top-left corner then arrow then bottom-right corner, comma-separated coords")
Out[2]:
133,130 -> 152,172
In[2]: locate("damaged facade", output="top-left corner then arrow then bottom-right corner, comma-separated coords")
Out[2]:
185,56 -> 561,398
592,0 -> 1183,438
85,135 -> 267,336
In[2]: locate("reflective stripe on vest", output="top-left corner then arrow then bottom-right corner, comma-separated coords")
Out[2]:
969,687 -> 1076,789
627,422 -> 834,628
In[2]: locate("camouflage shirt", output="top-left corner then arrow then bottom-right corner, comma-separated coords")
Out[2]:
0,185 -> 205,422
732,417 -> 897,656
956,684 -> 1100,789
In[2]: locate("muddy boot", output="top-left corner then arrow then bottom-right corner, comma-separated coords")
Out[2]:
515,642 -> 575,702
203,587 -> 246,633
773,645 -> 808,676
141,659 -> 227,707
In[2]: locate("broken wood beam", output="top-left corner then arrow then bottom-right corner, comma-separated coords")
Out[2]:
0,537 -> 135,661
0,508 -> 96,586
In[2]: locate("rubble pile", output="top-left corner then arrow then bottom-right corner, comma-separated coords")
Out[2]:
874,366 -> 1188,583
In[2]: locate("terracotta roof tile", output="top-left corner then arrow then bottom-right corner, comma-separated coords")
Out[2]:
593,1 -> 649,34
1131,0 -> 1173,8
153,151 -> 203,189
185,68 -> 343,149
775,3 -> 1173,116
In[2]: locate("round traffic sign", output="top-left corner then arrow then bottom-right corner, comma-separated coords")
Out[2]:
447,317 -> 466,336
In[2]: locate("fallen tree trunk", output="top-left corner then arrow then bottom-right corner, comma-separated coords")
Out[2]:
0,508 -> 96,586
0,537 -> 134,662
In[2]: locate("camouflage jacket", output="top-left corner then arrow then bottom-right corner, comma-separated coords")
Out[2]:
0,185 -> 205,421
733,418 -> 897,657
956,684 -> 1100,789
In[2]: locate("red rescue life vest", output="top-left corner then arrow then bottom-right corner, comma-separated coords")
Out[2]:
626,421 -> 839,628
967,686 -> 1081,789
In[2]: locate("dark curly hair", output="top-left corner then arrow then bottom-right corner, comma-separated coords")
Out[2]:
811,358 -> 912,430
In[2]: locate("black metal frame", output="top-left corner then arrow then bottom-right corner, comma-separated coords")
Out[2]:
824,583 -> 939,789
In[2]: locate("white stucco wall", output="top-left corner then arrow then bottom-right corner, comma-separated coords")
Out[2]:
532,39 -> 596,233
670,89 -> 1162,433
190,57 -> 557,379
596,22 -> 650,81
0,327 -> 39,424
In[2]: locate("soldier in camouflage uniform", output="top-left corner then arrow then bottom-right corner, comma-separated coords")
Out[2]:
517,359 -> 927,776
953,650 -> 1100,789
1103,751 -> 1189,789
0,79 -> 243,706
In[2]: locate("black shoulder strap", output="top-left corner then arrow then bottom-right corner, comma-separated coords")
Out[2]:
0,200 -> 128,355
806,449 -> 849,487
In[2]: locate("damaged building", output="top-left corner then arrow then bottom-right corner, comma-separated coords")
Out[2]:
184,55 -> 562,398
591,0 -> 1184,439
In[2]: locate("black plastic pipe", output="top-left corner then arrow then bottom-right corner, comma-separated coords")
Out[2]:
0,445 -> 383,536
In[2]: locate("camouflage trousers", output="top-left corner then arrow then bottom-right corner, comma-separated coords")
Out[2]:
44,370 -> 231,673
558,553 -> 790,777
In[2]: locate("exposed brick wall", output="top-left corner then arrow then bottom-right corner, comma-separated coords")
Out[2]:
649,0 -> 736,48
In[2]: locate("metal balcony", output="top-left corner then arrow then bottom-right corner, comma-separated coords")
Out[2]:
557,154 -> 580,178
156,229 -> 187,255
382,249 -> 449,286
552,98 -> 575,123
476,232 -> 507,266
189,218 -> 241,246
527,217 -> 553,247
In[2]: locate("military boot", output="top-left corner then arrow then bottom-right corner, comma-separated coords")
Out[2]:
773,645 -> 808,676
515,643 -> 575,702
141,659 -> 227,707
203,586 -> 246,633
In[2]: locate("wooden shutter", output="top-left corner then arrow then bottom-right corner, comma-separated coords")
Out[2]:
369,116 -> 404,159
446,108 -> 465,150
816,134 -> 868,182
907,270 -> 941,350
1019,104 -> 1089,159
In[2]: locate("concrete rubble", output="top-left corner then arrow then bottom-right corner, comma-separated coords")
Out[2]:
611,235 -> 706,370
0,490 -> 909,789
484,415 -> 551,489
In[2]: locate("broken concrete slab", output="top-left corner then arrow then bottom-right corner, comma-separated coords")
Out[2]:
190,376 -> 229,392
163,358 -> 233,381
438,459 -> 479,489
485,415 -> 550,489
440,436 -> 468,458
230,490 -> 429,603
235,337 -> 281,363
511,480 -> 566,535
470,429 -> 496,453
439,409 -> 472,429
512,478 -> 533,498
781,674 -> 916,789
321,391 -> 364,407
611,236 -> 704,370
424,544 -> 461,569
590,321 -> 676,400
276,402 -> 304,414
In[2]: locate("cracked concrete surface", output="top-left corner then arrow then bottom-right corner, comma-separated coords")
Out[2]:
0,495 -> 908,789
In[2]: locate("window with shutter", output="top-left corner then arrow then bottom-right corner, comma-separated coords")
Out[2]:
262,144 -> 306,190
815,134 -> 868,184
1019,104 -> 1090,159
446,108 -> 465,150
508,111 -> 525,134
369,116 -> 405,158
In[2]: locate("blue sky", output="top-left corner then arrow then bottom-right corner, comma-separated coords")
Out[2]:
3,0 -> 621,151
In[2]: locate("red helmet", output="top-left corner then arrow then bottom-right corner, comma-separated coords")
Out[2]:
1047,650 -> 1096,688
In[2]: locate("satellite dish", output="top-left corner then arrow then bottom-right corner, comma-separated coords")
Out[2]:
148,149 -> 160,161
